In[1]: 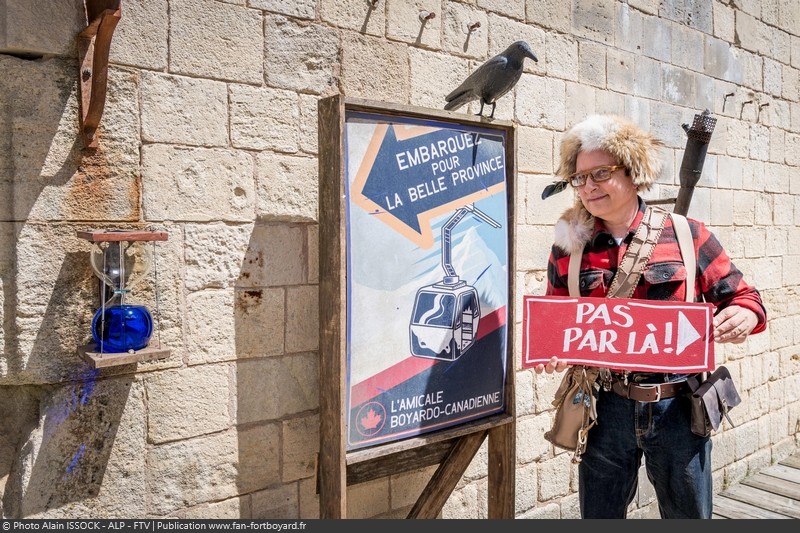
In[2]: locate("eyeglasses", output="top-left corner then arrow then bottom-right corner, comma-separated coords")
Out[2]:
567,165 -> 626,187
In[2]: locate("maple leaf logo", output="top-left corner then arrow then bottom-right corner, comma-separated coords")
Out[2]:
360,408 -> 382,430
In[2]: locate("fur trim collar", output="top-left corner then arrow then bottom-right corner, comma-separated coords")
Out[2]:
554,199 -> 595,254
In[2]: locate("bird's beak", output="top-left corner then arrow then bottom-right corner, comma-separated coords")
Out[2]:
528,51 -> 539,63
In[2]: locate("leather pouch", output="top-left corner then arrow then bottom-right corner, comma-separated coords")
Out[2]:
544,365 -> 599,462
687,365 -> 741,437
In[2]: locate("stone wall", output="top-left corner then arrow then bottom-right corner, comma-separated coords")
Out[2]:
0,0 -> 798,520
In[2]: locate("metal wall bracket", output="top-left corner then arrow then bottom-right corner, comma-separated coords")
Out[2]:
78,1 -> 122,149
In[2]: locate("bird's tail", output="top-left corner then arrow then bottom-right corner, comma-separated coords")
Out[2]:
444,92 -> 473,111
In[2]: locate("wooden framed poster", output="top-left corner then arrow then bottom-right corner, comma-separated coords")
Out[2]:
318,96 -> 516,518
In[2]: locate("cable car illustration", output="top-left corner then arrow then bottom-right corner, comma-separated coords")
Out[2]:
409,204 -> 501,361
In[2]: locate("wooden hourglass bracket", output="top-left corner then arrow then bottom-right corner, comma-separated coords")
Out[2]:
76,229 -> 168,243
78,1 -> 123,149
77,228 -> 170,368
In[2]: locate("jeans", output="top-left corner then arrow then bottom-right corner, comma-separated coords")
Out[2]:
578,383 -> 713,519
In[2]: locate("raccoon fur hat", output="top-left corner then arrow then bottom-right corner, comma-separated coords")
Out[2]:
553,114 -> 665,254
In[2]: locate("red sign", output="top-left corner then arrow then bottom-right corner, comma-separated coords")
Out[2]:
522,295 -> 715,372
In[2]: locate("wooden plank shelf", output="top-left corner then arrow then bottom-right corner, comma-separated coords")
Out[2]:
79,343 -> 171,368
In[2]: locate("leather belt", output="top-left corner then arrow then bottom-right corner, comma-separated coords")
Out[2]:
611,380 -> 689,402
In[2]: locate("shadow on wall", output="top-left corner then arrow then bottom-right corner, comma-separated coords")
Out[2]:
11,375 -> 133,517
233,222 -> 320,518
1,250 -> 134,517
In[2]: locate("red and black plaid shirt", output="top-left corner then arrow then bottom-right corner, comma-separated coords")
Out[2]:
546,200 -> 767,334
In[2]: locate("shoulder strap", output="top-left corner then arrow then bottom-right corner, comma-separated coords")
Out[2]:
670,212 -> 695,303
607,206 -> 668,298
568,249 -> 581,297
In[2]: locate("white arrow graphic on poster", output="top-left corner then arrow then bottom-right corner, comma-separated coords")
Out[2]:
677,311 -> 701,355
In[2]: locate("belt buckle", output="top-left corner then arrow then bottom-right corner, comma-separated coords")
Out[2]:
635,383 -> 662,402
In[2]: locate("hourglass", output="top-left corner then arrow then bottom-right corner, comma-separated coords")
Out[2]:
78,229 -> 169,367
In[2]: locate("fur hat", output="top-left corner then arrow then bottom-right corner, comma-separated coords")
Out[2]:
553,115 -> 664,254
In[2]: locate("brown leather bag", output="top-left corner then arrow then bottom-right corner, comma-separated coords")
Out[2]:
543,365 -> 600,461
687,365 -> 741,437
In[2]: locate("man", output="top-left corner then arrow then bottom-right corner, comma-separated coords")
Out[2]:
536,114 -> 767,518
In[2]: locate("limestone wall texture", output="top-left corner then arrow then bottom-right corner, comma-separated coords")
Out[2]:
1,0 -> 799,520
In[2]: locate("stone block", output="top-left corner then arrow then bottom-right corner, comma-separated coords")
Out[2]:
390,466 -> 437,508
299,94 -> 319,155
671,24 -> 703,73
607,48 -> 635,94
572,0 -> 614,44
186,289 -> 236,364
545,33 -> 578,82
240,223 -> 306,287
659,0 -> 712,33
526,0 -> 570,33
235,354 -> 318,424
239,424 -> 282,492
615,3 -> 643,54
0,0 -> 84,56
578,40 -> 606,88
517,126 -> 554,174
146,366 -> 232,443
255,152 -> 318,222
538,452 -> 571,500
235,287 -> 286,358
516,413 -> 552,463
661,64 -> 696,106
710,189 -> 735,226
141,145 -> 255,222
513,461 -> 538,514
736,11 -> 772,56
442,478 -> 487,518
515,75 -> 565,129
320,0 -> 384,36
282,415 -> 319,482
265,16 -> 340,94
170,0 -> 262,83
179,496 -> 247,519
386,0 -> 441,49
3,58 -> 139,221
250,0 -> 316,20
441,3 -> 488,59
642,15 -> 671,62
633,55 -> 661,100
516,368 -> 534,416
147,431 -> 240,514
251,483 -> 299,519
410,48 -> 467,111
230,85 -> 300,153
298,477 -> 321,519
478,0 -> 524,20
341,33 -> 409,102
286,285 -> 318,353
110,0 -> 168,70
515,225 -> 554,271
307,224 -> 319,285
184,223 -> 254,291
21,380 -> 148,518
140,72 -> 228,146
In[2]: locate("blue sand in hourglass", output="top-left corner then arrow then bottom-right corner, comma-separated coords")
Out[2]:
92,304 -> 153,353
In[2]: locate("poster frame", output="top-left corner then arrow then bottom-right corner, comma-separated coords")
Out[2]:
317,95 -> 516,518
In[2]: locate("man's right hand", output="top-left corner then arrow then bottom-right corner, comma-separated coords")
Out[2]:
533,356 -> 570,374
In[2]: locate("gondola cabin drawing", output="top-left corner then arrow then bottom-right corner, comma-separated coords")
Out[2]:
410,204 -> 500,360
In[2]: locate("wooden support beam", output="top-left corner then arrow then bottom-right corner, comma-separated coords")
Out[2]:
78,1 -> 122,148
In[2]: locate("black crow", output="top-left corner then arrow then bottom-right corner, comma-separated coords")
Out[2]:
444,41 -> 538,119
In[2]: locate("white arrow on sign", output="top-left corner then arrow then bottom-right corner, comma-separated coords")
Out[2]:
677,311 -> 701,355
